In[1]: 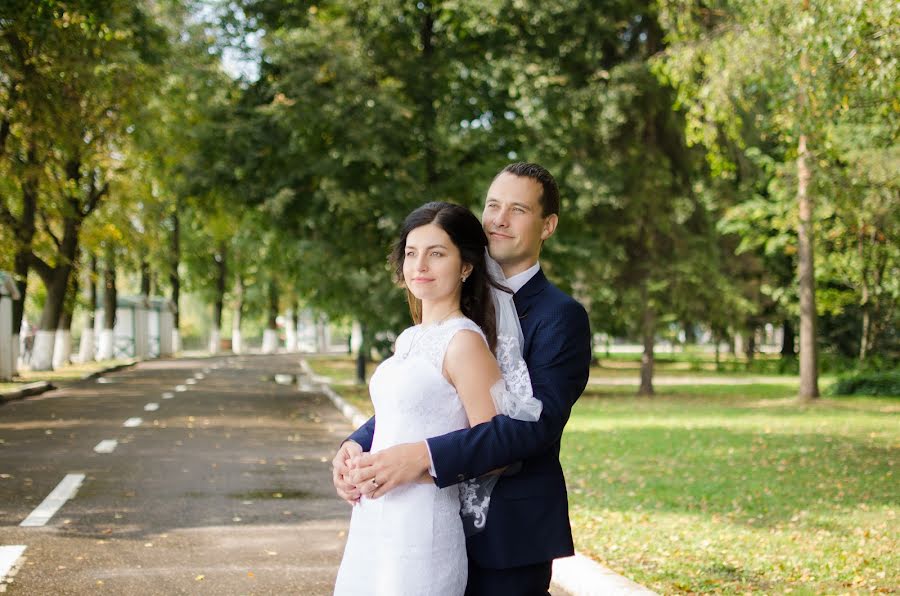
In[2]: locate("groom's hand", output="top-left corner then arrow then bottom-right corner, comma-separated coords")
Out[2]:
332,440 -> 363,505
349,441 -> 432,499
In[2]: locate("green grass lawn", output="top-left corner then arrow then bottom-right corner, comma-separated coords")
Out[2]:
563,386 -> 898,594
0,358 -> 133,393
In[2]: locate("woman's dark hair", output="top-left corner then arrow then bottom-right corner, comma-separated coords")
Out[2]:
389,201 -> 508,353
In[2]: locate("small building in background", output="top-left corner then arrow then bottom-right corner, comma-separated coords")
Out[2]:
94,296 -> 175,360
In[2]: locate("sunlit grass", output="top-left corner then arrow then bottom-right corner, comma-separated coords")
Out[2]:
563,388 -> 899,594
0,359 -> 132,393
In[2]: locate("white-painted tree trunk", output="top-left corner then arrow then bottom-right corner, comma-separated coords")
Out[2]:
52,329 -> 71,369
232,328 -> 243,354
0,298 -> 14,380
172,329 -> 181,353
262,329 -> 278,354
79,326 -> 95,363
232,306 -> 242,354
30,330 -> 56,371
350,320 -> 363,353
208,327 -> 221,355
11,333 -> 20,377
97,329 -> 114,360
285,311 -> 298,352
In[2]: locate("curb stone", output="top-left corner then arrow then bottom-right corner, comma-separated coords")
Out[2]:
0,359 -> 138,403
300,357 -> 658,596
0,381 -> 54,403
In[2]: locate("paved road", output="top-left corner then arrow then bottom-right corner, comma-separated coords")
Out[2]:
0,354 -> 350,595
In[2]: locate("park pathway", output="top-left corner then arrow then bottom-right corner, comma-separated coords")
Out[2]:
0,353 -> 351,594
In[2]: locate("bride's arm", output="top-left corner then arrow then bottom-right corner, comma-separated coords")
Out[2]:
444,330 -> 500,427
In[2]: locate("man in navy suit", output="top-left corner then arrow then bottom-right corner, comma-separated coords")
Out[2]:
332,162 -> 592,595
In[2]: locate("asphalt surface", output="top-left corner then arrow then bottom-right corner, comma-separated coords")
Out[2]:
0,354 -> 351,595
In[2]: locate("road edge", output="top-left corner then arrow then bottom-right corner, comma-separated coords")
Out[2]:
0,359 -> 138,404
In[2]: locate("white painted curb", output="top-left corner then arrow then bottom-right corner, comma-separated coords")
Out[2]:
553,553 -> 657,595
298,359 -> 369,428
302,357 -> 657,596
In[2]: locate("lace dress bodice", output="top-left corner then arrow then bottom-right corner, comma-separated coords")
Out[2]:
368,318 -> 484,451
334,317 -> 486,596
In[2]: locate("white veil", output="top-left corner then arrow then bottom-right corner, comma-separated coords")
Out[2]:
460,250 -> 542,536
484,252 -> 542,422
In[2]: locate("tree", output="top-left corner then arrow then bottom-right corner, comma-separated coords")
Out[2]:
655,0 -> 899,398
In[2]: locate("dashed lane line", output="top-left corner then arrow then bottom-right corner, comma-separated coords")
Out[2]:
144,403 -> 160,411
20,474 -> 86,527
162,392 -> 174,399
93,440 -> 118,454
123,417 -> 143,428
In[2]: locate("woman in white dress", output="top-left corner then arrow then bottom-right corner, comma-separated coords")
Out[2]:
333,201 -> 518,595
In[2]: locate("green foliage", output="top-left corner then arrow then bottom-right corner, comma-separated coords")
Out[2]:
827,370 -> 900,397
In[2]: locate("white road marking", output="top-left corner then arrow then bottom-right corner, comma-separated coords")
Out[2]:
194,373 -> 205,380
96,377 -> 111,384
185,378 -> 197,385
144,403 -> 159,412
0,545 -> 26,586
161,391 -> 174,399
93,440 -> 118,454
174,385 -> 187,392
123,417 -> 143,428
20,474 -> 86,527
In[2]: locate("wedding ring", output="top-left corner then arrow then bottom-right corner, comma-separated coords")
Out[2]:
371,478 -> 379,488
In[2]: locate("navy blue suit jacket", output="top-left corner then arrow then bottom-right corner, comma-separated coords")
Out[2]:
347,268 -> 592,569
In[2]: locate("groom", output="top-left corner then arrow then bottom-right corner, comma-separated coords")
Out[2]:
332,162 -> 592,595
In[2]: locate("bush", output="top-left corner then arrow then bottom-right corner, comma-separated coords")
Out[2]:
827,370 -> 900,397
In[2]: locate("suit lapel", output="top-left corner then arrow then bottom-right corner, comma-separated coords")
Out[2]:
513,268 -> 549,331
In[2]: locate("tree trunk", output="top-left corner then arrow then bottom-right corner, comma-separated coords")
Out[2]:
98,248 -> 117,360
232,275 -> 244,354
52,269 -> 79,369
796,134 -> 819,400
781,318 -> 795,358
745,327 -> 756,366
857,226 -> 870,361
140,260 -> 151,297
714,330 -> 721,369
285,298 -> 299,352
355,322 -> 368,385
209,243 -> 227,354
79,254 -> 98,363
30,216 -> 80,370
170,203 -> 181,352
683,322 -> 696,345
261,279 -> 279,354
638,280 -> 655,396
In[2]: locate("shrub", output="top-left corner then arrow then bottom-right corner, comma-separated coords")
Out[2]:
827,371 -> 900,397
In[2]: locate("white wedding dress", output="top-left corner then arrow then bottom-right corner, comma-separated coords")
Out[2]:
333,317 -> 483,596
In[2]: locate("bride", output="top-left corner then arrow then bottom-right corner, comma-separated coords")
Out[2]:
333,201 -> 540,595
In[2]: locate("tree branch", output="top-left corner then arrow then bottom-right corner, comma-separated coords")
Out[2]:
85,178 -> 109,216
0,197 -> 19,231
38,209 -> 62,251
29,252 -> 53,282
